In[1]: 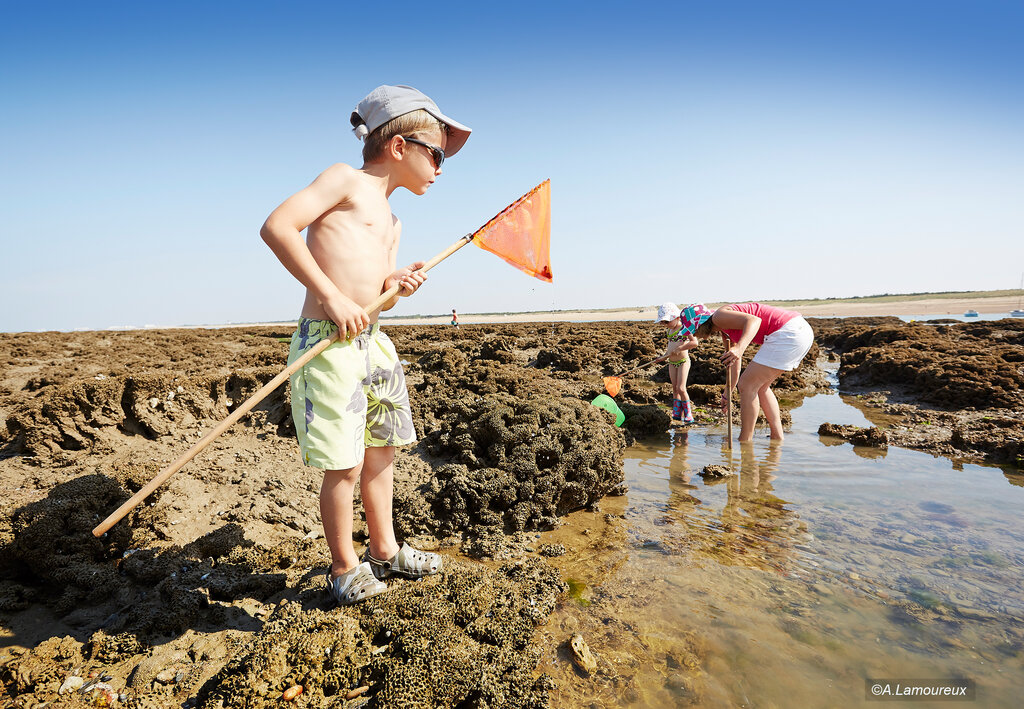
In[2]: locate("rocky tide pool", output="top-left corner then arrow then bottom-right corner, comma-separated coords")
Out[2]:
535,370 -> 1024,707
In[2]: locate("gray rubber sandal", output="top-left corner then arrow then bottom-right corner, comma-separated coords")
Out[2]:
326,561 -> 387,606
363,542 -> 443,580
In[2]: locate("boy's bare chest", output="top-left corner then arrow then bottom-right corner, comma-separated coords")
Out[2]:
311,202 -> 396,249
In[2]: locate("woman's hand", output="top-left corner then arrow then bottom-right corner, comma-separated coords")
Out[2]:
719,345 -> 744,367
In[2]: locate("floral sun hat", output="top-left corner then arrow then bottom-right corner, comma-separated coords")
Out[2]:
655,302 -> 681,323
677,303 -> 713,336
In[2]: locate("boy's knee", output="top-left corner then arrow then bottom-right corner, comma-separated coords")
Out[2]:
324,466 -> 361,484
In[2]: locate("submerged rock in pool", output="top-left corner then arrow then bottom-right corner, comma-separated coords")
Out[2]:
699,464 -> 734,479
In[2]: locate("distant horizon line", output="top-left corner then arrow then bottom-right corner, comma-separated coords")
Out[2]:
4,288 -> 1022,334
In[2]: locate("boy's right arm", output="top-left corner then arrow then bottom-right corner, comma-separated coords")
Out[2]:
259,164 -> 370,337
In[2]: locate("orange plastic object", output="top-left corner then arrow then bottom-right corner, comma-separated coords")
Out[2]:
603,376 -> 622,397
472,180 -> 552,282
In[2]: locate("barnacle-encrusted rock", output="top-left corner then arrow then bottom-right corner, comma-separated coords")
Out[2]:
197,601 -> 368,708
818,423 -> 889,447
405,393 -> 625,549
196,558 -> 564,709
822,320 -> 1024,410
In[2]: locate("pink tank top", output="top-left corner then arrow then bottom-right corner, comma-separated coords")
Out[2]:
719,303 -> 799,345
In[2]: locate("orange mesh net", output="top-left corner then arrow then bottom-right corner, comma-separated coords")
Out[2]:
471,180 -> 552,282
603,376 -> 622,397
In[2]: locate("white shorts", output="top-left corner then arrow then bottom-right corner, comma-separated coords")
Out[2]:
751,316 -> 814,371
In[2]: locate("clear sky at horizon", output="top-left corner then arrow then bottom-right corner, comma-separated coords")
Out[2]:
2,1 -> 1022,332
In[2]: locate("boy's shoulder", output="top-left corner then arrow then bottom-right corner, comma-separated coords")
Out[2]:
318,161 -> 362,183
313,162 -> 376,199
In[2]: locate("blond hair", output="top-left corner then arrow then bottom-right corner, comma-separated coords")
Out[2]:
356,109 -> 448,163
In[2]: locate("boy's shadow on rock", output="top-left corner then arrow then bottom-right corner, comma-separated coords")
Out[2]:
0,473 -> 286,652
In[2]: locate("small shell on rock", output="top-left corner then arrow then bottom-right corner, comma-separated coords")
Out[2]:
282,685 -> 303,701
570,633 -> 597,675
59,676 -> 84,694
345,686 -> 370,700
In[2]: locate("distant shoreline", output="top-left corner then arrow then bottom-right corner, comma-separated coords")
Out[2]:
377,293 -> 1024,327
20,292 -> 1022,334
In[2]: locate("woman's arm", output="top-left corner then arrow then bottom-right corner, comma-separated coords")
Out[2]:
712,307 -> 761,367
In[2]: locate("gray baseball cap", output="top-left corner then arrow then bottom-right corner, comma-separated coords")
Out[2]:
350,84 -> 472,157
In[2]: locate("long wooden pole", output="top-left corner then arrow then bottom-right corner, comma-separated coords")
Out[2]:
615,355 -> 668,378
725,367 -> 733,449
93,234 -> 474,537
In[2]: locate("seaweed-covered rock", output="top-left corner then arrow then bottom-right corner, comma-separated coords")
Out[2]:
620,403 -> 671,437
411,394 -> 624,545
197,601 -> 368,707
197,558 -> 564,709
818,423 -> 889,447
832,320 -> 1024,410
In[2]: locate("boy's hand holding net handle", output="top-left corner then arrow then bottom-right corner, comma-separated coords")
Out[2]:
92,234 -> 475,537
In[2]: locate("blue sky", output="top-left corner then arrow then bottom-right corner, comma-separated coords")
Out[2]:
2,1 -> 1022,332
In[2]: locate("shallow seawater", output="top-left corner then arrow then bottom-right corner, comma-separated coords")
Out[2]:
537,371 -> 1024,708
898,312 -> 1018,322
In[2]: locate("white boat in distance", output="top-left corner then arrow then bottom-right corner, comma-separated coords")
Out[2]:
964,310 -> 980,317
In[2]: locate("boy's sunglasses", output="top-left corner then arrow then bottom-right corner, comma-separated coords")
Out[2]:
402,136 -> 445,168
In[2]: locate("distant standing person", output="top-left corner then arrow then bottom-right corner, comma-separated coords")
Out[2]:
692,303 -> 814,442
451,308 -> 459,327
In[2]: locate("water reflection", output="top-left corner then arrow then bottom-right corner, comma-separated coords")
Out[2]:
540,391 -> 1024,708
661,439 -> 815,576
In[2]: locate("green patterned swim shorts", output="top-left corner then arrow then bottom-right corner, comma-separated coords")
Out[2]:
288,319 -> 416,470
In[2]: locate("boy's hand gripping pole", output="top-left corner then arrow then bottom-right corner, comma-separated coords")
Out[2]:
92,234 -> 475,537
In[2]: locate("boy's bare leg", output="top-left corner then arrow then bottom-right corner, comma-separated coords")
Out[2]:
321,465 -> 362,578
361,446 -> 401,561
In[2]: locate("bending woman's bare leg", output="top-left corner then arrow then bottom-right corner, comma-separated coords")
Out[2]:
736,362 -> 784,442
757,384 -> 785,440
